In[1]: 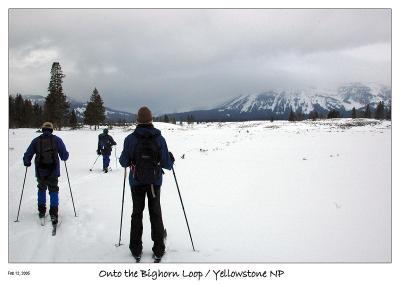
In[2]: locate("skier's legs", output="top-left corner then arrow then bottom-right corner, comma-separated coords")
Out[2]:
37,178 -> 47,215
130,186 -> 146,256
147,185 -> 165,256
103,155 -> 110,170
47,177 -> 59,224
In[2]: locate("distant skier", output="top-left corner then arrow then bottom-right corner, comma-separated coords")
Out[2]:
119,106 -> 174,262
23,122 -> 69,225
97,128 -> 117,173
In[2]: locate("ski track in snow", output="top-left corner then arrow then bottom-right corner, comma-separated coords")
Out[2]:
9,119 -> 391,262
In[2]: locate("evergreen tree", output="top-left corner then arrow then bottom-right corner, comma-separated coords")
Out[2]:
374,101 -> 385,120
327,109 -> 340,119
288,108 -> 296,122
32,103 -> 43,128
44,62 -> 70,129
295,109 -> 304,121
386,103 -> 391,120
9,95 -> 16,128
84,88 -> 105,130
351,107 -> 357,119
22,99 -> 34,127
187,115 -> 193,124
14,94 -> 25,128
364,104 -> 371,118
308,111 -> 319,121
163,114 -> 170,123
69,109 -> 78,129
84,103 -> 94,128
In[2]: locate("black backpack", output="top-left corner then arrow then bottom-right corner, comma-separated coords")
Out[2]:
35,135 -> 58,171
133,133 -> 161,184
99,134 -> 112,152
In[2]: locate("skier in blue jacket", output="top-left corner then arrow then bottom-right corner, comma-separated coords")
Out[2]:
97,128 -> 116,173
119,106 -> 174,261
23,122 -> 69,225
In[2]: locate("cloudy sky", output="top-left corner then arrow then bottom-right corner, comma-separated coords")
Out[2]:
9,9 -> 391,114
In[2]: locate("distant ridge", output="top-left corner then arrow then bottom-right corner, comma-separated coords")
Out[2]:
168,83 -> 391,121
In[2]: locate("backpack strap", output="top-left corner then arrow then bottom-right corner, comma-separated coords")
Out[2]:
51,136 -> 57,165
38,136 -> 44,164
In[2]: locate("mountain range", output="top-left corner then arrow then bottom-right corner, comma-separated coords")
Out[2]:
19,82 -> 391,123
169,83 -> 391,121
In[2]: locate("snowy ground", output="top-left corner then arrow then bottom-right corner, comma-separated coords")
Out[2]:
8,119 -> 391,263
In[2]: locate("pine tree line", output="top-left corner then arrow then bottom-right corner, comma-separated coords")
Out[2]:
288,108 -> 307,122
9,93 -> 80,129
350,102 -> 390,120
153,114 -> 195,124
287,101 -> 391,121
9,62 -> 108,130
9,94 -> 43,128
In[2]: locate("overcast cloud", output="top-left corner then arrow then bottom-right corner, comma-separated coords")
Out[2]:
9,9 -> 391,114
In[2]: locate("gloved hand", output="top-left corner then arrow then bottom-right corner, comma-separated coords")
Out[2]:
97,149 -> 101,155
24,161 -> 31,167
168,152 -> 175,163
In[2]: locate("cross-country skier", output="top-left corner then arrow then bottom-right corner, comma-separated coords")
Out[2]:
119,106 -> 174,262
97,128 -> 117,173
23,122 -> 69,225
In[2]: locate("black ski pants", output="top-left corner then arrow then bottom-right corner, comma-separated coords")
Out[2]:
129,184 -> 165,256
37,176 -> 59,216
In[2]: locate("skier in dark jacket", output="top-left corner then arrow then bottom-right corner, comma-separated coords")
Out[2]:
23,122 -> 69,225
97,128 -> 116,173
119,106 -> 174,262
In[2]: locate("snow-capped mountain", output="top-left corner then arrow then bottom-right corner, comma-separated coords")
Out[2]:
218,88 -> 342,115
20,95 -> 135,123
171,83 -> 391,121
338,83 -> 391,111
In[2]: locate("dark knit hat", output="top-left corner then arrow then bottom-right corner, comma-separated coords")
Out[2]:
137,106 -> 153,124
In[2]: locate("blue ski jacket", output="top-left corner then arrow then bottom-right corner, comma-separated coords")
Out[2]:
98,133 -> 116,156
119,124 -> 173,186
23,131 -> 69,178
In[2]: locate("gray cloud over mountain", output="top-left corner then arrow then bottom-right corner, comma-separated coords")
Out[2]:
9,9 -> 391,114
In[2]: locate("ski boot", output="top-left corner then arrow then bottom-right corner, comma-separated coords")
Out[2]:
49,206 -> 58,225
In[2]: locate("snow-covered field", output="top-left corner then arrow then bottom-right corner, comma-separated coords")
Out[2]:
8,119 -> 391,263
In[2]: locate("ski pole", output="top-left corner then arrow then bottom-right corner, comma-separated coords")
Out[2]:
89,155 -> 101,171
64,161 -> 77,217
114,145 -> 118,169
172,166 -> 195,251
116,167 -> 127,247
14,166 -> 28,222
